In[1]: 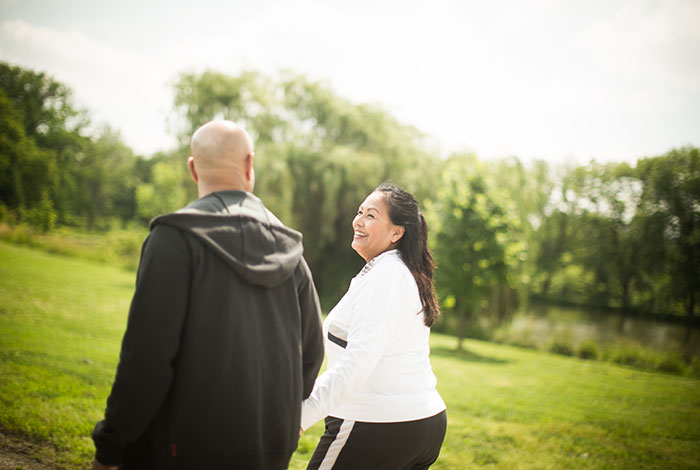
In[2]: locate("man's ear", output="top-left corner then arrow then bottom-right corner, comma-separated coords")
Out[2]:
187,156 -> 199,183
245,153 -> 254,180
245,152 -> 255,192
391,225 -> 406,244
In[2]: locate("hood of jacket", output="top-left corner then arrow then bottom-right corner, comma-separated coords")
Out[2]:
150,190 -> 303,288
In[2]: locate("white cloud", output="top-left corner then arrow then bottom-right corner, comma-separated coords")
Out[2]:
0,0 -> 698,163
582,0 -> 700,94
0,19 -> 176,155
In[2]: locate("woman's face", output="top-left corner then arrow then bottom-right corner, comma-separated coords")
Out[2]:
351,191 -> 405,262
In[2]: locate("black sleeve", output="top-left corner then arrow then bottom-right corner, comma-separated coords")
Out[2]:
92,225 -> 191,466
296,257 -> 325,399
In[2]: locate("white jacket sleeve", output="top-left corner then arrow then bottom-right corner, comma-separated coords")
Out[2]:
300,267 -> 405,430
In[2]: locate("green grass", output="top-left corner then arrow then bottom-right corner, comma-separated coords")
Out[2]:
0,222 -> 146,271
1,240 -> 700,469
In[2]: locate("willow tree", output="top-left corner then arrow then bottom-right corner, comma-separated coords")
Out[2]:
172,69 -> 441,307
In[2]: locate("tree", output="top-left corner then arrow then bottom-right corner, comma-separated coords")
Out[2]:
1,61 -> 139,230
0,88 -> 56,213
136,161 -> 186,222
430,154 -> 510,350
64,127 -> 139,229
0,61 -> 82,144
564,162 -> 643,309
171,69 -> 441,307
172,70 -> 287,148
0,61 -> 85,219
637,147 -> 700,317
93,128 -> 141,226
532,163 -> 583,298
485,157 -> 551,315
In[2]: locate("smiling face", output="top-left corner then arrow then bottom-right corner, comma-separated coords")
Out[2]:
351,191 -> 405,263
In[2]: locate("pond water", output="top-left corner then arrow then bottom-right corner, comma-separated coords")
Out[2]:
496,302 -> 700,359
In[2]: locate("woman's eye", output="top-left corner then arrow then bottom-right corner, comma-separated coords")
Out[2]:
367,214 -> 374,219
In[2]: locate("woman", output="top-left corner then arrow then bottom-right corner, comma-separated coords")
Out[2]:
301,182 -> 447,470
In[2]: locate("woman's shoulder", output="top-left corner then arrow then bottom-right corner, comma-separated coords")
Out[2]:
362,250 -> 412,285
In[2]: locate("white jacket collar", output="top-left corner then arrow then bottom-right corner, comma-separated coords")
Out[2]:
358,249 -> 399,278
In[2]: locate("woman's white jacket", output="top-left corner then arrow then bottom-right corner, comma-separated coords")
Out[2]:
301,249 -> 446,430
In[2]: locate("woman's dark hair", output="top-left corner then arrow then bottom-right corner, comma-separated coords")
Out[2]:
374,182 -> 440,327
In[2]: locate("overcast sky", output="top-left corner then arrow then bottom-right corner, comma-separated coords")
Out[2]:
1,0 -> 699,164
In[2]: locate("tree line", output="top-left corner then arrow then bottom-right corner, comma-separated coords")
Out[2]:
1,61 -> 698,345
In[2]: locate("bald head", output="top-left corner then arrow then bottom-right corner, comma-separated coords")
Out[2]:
188,120 -> 255,196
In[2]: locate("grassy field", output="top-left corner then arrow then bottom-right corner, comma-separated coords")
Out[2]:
1,240 -> 699,470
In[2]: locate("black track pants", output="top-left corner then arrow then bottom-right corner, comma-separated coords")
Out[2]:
306,410 -> 447,470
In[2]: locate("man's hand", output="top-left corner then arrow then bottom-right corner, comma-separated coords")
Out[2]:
91,459 -> 118,470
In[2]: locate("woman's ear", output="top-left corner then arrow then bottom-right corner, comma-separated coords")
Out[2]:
391,225 -> 406,244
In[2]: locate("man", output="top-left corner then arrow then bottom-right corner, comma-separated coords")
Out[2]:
91,120 -> 325,469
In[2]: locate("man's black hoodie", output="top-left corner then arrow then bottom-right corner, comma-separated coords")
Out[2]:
92,191 -> 325,469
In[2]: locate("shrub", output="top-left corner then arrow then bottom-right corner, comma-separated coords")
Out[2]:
604,341 -> 661,370
2,223 -> 35,245
491,327 -> 538,350
689,358 -> 700,378
577,341 -> 599,360
549,340 -> 575,356
606,345 -> 643,367
657,355 -> 686,375
23,193 -> 57,232
0,203 -> 13,224
107,231 -> 143,258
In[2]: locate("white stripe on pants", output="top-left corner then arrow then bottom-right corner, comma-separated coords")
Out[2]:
318,419 -> 355,470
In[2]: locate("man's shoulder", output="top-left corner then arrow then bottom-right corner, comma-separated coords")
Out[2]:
146,222 -> 190,247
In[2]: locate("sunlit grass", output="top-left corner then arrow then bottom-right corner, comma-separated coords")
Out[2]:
0,240 -> 133,468
0,222 -> 146,270
425,336 -> 700,469
2,241 -> 700,469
